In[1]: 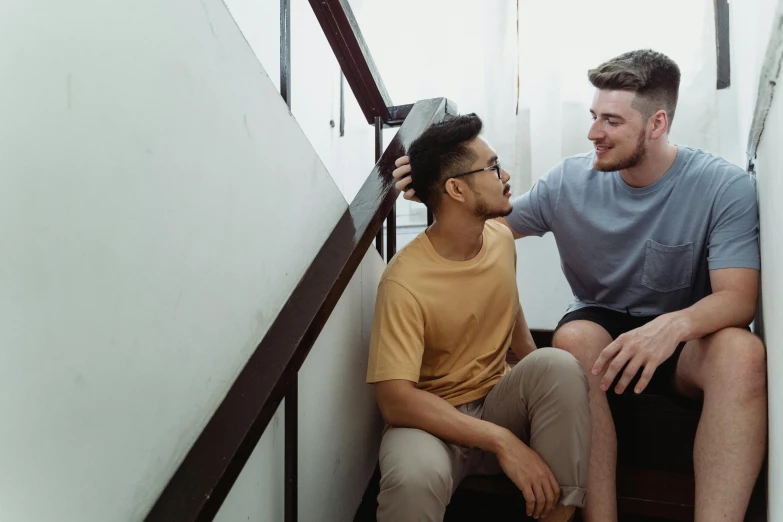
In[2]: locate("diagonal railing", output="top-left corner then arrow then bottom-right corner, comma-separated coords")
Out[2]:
145,1 -> 455,520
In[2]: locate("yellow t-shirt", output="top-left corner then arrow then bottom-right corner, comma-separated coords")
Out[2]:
366,220 -> 519,406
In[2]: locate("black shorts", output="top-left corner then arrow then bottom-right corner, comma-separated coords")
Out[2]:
555,306 -> 686,397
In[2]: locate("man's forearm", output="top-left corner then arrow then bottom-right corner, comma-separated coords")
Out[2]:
510,304 -> 536,359
379,385 -> 511,454
669,290 -> 756,342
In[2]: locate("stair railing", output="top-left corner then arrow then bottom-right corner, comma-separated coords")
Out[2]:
145,1 -> 455,520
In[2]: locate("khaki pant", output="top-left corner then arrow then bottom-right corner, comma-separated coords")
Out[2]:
377,348 -> 591,522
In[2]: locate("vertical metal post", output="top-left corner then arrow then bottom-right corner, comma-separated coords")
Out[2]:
280,0 -> 291,107
714,0 -> 731,89
375,116 -> 384,258
386,205 -> 396,261
284,377 -> 298,522
281,3 -> 296,522
339,72 -> 345,137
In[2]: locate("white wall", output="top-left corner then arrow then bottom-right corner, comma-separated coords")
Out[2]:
215,252 -> 385,522
297,252 -> 385,522
0,0 -> 352,520
755,88 -> 783,522
728,0 -> 781,160
215,404 -> 286,522
224,0 -> 381,204
725,2 -> 783,519
731,2 -> 783,520
715,0 -> 782,169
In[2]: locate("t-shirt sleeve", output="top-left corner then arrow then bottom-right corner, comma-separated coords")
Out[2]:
707,174 -> 760,270
366,279 -> 425,384
505,162 -> 562,237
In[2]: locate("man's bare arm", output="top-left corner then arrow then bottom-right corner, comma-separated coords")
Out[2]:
510,304 -> 537,359
671,267 -> 759,342
376,380 -> 508,452
593,267 -> 759,393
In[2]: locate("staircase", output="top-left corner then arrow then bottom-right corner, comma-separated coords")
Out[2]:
354,331 -> 767,522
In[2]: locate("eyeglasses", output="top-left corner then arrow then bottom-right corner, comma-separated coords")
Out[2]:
443,162 -> 502,193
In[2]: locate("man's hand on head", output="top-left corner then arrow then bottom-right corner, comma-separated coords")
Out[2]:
591,314 -> 686,394
393,156 -> 421,203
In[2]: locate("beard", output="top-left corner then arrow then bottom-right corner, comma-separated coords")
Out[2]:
594,129 -> 647,172
473,194 -> 513,220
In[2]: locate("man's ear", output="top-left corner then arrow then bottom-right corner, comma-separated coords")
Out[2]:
444,178 -> 468,203
649,109 -> 669,140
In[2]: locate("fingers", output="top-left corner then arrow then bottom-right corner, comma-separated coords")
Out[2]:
391,161 -> 411,181
391,157 -> 422,203
599,345 -> 632,392
394,155 -> 410,169
532,482 -> 546,519
522,483 -> 536,518
540,476 -> 556,519
613,357 -> 643,394
393,173 -> 411,192
592,338 -> 622,377
402,188 -> 420,203
633,360 -> 659,394
549,472 -> 561,505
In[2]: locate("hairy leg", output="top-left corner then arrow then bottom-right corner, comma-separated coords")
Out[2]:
553,322 -> 617,522
675,328 -> 767,522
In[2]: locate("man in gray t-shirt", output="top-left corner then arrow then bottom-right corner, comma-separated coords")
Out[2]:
393,50 -> 765,522
506,145 -> 760,317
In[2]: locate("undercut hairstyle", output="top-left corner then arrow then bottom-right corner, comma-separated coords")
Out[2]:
407,113 -> 483,212
588,49 -> 681,129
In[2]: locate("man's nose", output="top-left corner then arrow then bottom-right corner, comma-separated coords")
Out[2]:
587,120 -> 604,142
502,169 -> 511,184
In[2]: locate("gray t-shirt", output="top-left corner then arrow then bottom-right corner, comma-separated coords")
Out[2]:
506,146 -> 760,317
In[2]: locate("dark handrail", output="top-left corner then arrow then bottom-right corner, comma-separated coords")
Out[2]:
146,2 -> 454,519
145,97 -> 456,522
308,0 -> 392,124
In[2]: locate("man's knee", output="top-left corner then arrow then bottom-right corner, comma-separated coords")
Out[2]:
520,350 -> 592,488
527,347 -> 585,375
703,328 -> 767,399
522,348 -> 589,400
379,431 -> 453,501
552,321 -> 610,365
377,450 -> 452,522
381,455 -> 452,495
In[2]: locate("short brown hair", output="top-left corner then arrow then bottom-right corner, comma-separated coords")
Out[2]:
588,49 -> 681,128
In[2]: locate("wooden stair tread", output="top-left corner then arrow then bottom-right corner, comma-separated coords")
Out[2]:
355,332 -> 766,521
459,468 -> 693,506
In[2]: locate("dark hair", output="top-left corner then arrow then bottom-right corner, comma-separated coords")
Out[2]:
407,114 -> 483,211
588,49 -> 681,128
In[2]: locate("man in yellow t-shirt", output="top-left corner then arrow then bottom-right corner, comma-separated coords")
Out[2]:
367,114 -> 590,522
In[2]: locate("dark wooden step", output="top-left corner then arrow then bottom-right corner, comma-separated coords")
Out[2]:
354,466 -> 676,522
609,391 -> 701,474
456,469 -> 693,520
354,331 -> 766,521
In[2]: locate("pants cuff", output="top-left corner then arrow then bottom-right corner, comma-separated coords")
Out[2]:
559,486 -> 587,508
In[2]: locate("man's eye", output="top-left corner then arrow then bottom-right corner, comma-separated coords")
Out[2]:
607,120 -> 618,126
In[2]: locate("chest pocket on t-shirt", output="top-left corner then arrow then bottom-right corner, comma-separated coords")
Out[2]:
641,240 -> 694,292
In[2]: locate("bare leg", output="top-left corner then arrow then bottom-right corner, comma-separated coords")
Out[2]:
675,328 -> 767,522
540,505 -> 575,522
553,322 -> 617,522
